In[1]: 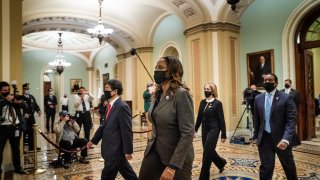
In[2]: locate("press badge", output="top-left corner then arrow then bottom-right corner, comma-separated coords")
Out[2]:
15,129 -> 19,137
76,113 -> 80,118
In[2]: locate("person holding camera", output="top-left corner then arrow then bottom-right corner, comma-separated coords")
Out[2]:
0,81 -> 28,176
22,83 -> 42,151
73,87 -> 94,141
195,83 -> 227,180
53,110 -> 89,168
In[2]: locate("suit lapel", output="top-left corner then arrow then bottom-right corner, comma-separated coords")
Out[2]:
270,90 -> 280,115
106,98 -> 120,121
154,89 -> 172,112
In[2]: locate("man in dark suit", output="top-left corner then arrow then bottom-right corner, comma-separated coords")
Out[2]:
253,73 -> 299,180
251,56 -> 271,87
44,88 -> 57,133
87,79 -> 137,180
22,83 -> 42,151
280,79 -> 300,109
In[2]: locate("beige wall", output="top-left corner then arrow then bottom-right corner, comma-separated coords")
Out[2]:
1,0 -> 23,175
185,23 -> 241,133
313,47 -> 320,98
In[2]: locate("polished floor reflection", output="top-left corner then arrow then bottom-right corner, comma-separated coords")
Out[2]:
5,116 -> 320,180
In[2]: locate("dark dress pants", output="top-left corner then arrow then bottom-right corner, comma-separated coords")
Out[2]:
0,125 -> 23,173
139,149 -> 192,180
24,115 -> 36,150
199,130 -> 226,180
76,111 -> 92,141
62,105 -> 68,112
101,157 -> 137,180
258,131 -> 298,180
45,110 -> 56,133
59,138 -> 88,163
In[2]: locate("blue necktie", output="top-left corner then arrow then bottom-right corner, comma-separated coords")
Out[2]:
264,93 -> 272,133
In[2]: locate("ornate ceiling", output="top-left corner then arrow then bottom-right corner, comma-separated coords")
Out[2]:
22,0 -> 252,53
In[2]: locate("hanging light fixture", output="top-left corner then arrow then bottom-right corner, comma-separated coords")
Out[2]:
48,32 -> 71,75
87,0 -> 113,44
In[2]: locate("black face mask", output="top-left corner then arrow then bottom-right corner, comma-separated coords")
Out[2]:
77,93 -> 82,96
263,82 -> 275,92
204,91 -> 212,98
284,84 -> 290,89
64,96 -> 67,98
154,71 -> 168,84
1,92 -> 10,97
104,91 -> 112,100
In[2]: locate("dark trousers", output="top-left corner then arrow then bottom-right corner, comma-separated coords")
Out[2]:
0,125 -> 22,173
45,111 -> 56,132
101,157 -> 137,180
24,115 -> 36,150
59,138 -> 88,163
76,111 -> 92,141
199,130 -> 226,180
139,149 -> 192,180
62,105 -> 68,112
258,131 -> 298,180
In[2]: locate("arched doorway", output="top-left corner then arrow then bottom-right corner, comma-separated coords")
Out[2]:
295,5 -> 320,140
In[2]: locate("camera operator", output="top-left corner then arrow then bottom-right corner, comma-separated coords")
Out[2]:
0,81 -> 28,176
22,83 -> 42,152
53,110 -> 89,168
243,84 -> 261,115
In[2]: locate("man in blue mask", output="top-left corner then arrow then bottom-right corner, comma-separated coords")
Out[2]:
253,73 -> 300,180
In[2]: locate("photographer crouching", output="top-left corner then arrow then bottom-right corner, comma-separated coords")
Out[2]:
0,81 -> 28,177
53,110 -> 89,168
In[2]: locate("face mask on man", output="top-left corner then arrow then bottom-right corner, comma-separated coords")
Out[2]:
204,91 -> 212,98
1,92 -> 10,97
104,91 -> 112,100
64,95 -> 67,98
24,90 -> 29,95
263,83 -> 275,93
49,91 -> 53,96
284,84 -> 290,89
77,92 -> 82,96
154,71 -> 169,84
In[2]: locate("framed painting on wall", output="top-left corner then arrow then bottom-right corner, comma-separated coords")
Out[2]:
102,73 -> 109,85
247,49 -> 274,88
70,79 -> 82,93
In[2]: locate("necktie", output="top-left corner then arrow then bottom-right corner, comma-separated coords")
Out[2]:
105,104 -> 111,120
264,93 -> 272,133
82,98 -> 87,112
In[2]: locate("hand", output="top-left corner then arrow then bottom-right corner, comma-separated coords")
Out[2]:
221,138 -> 226,143
48,101 -> 52,105
37,112 -> 42,117
277,140 -> 288,150
103,101 -> 108,107
5,94 -> 14,101
24,114 -> 29,119
160,167 -> 175,180
125,154 -> 132,160
87,141 -> 93,149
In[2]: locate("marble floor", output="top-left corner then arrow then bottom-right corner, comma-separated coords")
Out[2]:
4,116 -> 320,180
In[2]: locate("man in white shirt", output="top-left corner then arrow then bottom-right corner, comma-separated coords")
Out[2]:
60,94 -> 69,112
73,87 -> 94,141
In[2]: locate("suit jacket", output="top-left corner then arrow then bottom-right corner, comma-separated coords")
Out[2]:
22,94 -> 40,115
195,99 -> 226,138
91,98 -> 133,160
280,88 -> 300,108
253,62 -> 271,86
44,95 -> 57,112
253,90 -> 299,146
145,87 -> 194,169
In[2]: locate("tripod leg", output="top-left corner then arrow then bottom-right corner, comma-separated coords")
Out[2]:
230,108 -> 246,143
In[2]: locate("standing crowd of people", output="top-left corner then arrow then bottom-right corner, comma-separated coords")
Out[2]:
0,56 -> 303,180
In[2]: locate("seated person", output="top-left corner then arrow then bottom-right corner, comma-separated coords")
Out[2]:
53,110 -> 89,167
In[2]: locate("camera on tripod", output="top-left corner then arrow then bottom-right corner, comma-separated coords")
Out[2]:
242,88 -> 254,104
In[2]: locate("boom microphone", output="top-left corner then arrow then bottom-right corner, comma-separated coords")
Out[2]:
130,48 -> 154,82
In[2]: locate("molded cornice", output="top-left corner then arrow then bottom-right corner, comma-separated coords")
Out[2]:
184,22 -> 240,36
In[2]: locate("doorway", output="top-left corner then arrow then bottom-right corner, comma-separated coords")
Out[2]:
295,5 -> 320,140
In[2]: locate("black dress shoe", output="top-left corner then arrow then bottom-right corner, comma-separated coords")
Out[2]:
79,157 -> 90,164
14,169 -> 29,175
219,159 -> 227,173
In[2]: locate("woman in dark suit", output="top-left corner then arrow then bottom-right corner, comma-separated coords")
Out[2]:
139,56 -> 194,180
195,83 -> 227,180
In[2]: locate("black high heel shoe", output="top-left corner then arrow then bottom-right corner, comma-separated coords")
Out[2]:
219,159 -> 227,173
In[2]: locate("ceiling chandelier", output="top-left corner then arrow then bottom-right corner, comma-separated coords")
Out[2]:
87,0 -> 113,44
48,32 -> 71,75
